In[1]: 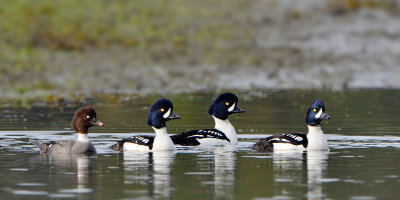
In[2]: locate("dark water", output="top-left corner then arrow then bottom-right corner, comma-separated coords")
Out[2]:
0,89 -> 400,199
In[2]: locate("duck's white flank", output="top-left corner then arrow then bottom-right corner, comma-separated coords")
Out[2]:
123,127 -> 176,151
77,133 -> 89,142
272,126 -> 329,151
306,125 -> 329,151
123,141 -> 151,151
272,142 -> 306,151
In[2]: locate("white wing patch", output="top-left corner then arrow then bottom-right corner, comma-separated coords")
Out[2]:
283,134 -> 303,142
228,103 -> 236,112
315,108 -> 323,119
187,130 -> 224,138
163,108 -> 171,119
135,137 -> 150,144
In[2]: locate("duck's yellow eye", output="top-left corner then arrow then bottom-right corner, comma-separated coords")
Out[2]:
86,115 -> 90,119
313,108 -> 317,112
225,102 -> 229,106
160,108 -> 164,112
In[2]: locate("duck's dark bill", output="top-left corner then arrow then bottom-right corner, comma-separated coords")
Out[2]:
232,106 -> 245,113
168,112 -> 181,119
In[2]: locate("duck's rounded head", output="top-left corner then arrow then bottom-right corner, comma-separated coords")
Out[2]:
306,100 -> 331,126
72,106 -> 104,134
208,93 -> 245,120
147,98 -> 181,128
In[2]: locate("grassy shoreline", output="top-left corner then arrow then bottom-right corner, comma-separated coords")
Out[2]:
1,0 -> 399,97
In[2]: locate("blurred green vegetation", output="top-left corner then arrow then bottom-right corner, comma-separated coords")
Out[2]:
0,0 -> 398,97
0,0 -> 394,52
0,0 -> 256,95
0,0 -> 253,54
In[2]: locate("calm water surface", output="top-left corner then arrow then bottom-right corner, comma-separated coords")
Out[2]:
0,89 -> 400,199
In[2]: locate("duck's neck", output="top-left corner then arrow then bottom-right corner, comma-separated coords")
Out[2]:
153,127 -> 168,136
213,116 -> 237,144
152,126 -> 175,151
307,125 -> 323,135
306,125 -> 329,150
77,133 -> 89,142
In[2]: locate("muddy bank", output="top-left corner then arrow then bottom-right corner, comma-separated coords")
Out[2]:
1,0 -> 400,98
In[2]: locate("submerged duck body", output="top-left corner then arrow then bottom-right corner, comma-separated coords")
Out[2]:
31,106 -> 104,154
110,98 -> 180,151
252,100 -> 331,152
170,93 -> 245,146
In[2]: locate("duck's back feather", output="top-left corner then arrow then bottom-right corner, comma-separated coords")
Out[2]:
252,133 -> 308,152
171,129 -> 230,146
31,139 -> 96,154
110,135 -> 155,151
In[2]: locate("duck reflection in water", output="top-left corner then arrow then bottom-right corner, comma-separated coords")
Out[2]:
213,145 -> 236,199
30,153 -> 95,197
122,151 -> 175,198
271,150 -> 329,200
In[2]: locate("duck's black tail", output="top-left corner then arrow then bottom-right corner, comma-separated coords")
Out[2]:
110,141 -> 124,151
251,138 -> 274,152
30,139 -> 41,147
29,139 -> 53,153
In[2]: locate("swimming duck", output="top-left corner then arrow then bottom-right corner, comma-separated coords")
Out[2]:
252,100 -> 331,152
170,93 -> 245,146
110,98 -> 180,151
31,106 -> 104,154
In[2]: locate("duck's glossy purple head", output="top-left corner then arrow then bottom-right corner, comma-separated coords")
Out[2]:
306,100 -> 331,126
147,98 -> 180,128
208,93 -> 245,120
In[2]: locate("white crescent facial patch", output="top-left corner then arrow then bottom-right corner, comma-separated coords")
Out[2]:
163,108 -> 171,119
228,103 -> 236,112
315,108 -> 323,119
